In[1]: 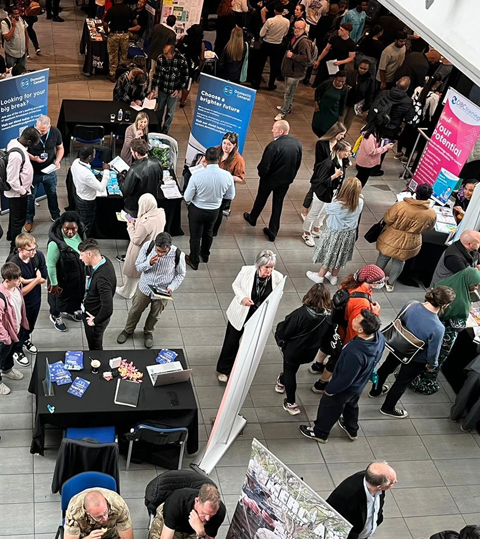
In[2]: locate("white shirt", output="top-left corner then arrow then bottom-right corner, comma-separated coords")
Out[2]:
358,479 -> 381,539
259,14 -> 290,45
71,158 -> 110,201
5,139 -> 33,198
9,287 -> 23,333
1,16 -> 27,58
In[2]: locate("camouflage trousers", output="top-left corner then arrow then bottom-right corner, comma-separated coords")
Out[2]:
149,503 -> 196,539
107,32 -> 129,76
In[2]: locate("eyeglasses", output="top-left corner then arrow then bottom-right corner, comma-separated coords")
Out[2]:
87,507 -> 109,522
23,245 -> 37,253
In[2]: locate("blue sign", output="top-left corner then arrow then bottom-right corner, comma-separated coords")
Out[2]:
186,73 -> 256,164
431,167 -> 462,206
0,68 -> 49,150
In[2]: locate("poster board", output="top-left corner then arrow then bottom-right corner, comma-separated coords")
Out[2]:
159,0 -> 203,36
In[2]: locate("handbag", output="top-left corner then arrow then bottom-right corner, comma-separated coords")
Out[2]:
364,219 -> 385,243
381,302 -> 425,364
25,1 -> 42,16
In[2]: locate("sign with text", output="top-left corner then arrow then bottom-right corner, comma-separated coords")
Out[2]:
411,88 -> 480,189
227,439 -> 352,539
185,73 -> 256,165
0,68 -> 49,149
160,0 -> 203,35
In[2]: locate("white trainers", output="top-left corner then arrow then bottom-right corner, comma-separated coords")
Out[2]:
2,368 -> 24,380
275,377 -> 285,394
283,399 -> 301,416
302,233 -> 315,247
306,271 -> 324,284
385,281 -> 394,292
311,228 -> 322,238
0,382 -> 11,395
274,112 -> 285,121
217,373 -> 228,383
326,273 -> 338,285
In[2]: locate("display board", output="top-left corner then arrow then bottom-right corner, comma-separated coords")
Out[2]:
227,439 -> 353,539
159,0 -> 203,35
185,73 -> 256,165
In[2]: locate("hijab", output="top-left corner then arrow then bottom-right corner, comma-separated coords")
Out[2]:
137,193 -> 158,219
437,267 -> 480,321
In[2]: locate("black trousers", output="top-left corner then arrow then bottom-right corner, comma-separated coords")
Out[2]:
314,390 -> 361,439
249,180 -> 290,238
371,352 -> 426,410
255,41 -> 284,88
45,0 -> 60,16
24,16 -> 39,49
83,315 -> 110,350
187,203 -> 220,266
278,358 -> 300,404
7,196 -> 28,253
355,164 -> 373,187
75,196 -> 96,238
212,199 -> 231,237
216,321 -> 244,375
26,302 -> 41,337
450,370 -> 480,430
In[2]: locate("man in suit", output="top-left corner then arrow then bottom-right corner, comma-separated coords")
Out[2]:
326,462 -> 397,539
244,120 -> 302,241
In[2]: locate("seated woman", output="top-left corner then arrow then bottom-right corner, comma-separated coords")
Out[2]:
113,67 -> 148,106
453,180 -> 477,223
121,111 -> 149,166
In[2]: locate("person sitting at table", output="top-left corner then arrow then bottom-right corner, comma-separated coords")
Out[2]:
64,488 -> 133,539
0,262 -> 30,396
113,67 -> 148,106
47,212 -> 86,333
453,180 -> 478,224
78,238 -> 117,351
129,0 -> 148,42
116,193 -> 166,299
121,138 -> 163,218
149,483 -> 226,539
117,232 -> 186,349
120,111 -> 149,166
71,146 -> 111,237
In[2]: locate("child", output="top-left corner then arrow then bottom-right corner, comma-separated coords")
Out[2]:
8,233 -> 47,366
0,262 -> 30,395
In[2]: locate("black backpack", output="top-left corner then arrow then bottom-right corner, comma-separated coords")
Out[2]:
368,93 -> 394,124
0,147 -> 25,192
146,241 -> 182,268
331,289 -> 372,327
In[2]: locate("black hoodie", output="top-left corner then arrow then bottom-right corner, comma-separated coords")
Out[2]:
373,87 -> 415,139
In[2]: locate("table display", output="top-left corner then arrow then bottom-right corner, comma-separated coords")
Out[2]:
80,18 -> 109,76
29,349 -> 199,456
57,100 -> 159,156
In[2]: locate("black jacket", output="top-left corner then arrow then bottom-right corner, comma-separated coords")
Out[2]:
83,257 -> 116,326
314,140 -> 331,167
310,156 -> 344,202
121,156 -> 163,217
346,70 -> 375,110
218,42 -> 247,82
394,52 -> 430,95
326,471 -> 386,539
373,87 -> 415,139
148,23 -> 176,61
257,135 -> 302,187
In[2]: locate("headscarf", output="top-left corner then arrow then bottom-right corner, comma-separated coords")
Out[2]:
437,267 -> 480,321
354,265 -> 385,284
137,193 -> 158,218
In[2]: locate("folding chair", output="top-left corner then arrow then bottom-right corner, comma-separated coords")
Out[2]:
69,125 -> 105,157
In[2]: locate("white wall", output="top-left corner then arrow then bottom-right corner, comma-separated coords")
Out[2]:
379,0 -> 480,88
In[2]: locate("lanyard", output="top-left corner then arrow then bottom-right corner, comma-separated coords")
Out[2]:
85,258 -> 106,298
40,130 -> 50,149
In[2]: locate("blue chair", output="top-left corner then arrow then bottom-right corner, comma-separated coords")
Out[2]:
69,125 -> 105,157
66,427 -> 116,443
54,472 -> 118,539
125,424 -> 188,471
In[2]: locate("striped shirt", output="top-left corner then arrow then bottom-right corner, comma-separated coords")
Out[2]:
135,242 -> 186,297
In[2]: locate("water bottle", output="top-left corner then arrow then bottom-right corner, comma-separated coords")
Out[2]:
117,108 -> 123,121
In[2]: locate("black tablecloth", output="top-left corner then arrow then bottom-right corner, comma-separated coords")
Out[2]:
29,350 -> 199,456
442,328 -> 479,393
397,229 -> 449,288
57,100 -> 159,156
80,19 -> 109,76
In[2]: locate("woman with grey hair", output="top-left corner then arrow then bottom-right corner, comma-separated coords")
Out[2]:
216,250 -> 284,382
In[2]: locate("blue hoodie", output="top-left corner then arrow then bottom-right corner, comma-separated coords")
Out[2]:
326,332 -> 385,395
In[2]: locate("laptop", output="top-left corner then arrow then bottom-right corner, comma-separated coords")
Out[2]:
146,362 -> 193,387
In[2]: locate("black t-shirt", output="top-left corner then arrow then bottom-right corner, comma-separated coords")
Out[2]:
29,126 -> 63,174
105,4 -> 135,32
133,8 -> 148,37
163,488 -> 226,538
359,36 -> 385,62
10,251 -> 47,308
265,0 -> 294,20
326,35 -> 356,61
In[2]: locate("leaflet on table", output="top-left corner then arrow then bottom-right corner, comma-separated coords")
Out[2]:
433,205 -> 456,225
327,60 -> 339,75
161,182 -> 182,199
67,377 -> 91,398
65,351 -> 84,371
49,361 -> 72,385
109,156 -> 130,173
41,163 -> 60,174
131,98 -> 156,111
156,349 -> 178,364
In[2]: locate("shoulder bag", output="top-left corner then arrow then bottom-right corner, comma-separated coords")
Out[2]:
364,219 -> 385,243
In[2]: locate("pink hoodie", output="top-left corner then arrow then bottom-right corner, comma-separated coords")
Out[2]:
356,134 -> 391,168
0,283 -> 29,345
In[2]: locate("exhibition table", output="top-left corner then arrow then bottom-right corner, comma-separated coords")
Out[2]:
57,100 -> 159,156
80,18 -> 109,76
29,349 -> 199,456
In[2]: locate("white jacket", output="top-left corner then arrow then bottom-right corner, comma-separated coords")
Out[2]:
226,265 -> 284,331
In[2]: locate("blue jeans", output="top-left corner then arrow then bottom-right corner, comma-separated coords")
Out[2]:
280,77 -> 300,115
5,52 -> 27,68
156,91 -> 178,134
26,172 -> 61,223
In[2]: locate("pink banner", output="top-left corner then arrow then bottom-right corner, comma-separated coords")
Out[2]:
412,88 -> 480,188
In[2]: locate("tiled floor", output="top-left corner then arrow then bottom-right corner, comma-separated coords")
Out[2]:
1,4 -> 480,539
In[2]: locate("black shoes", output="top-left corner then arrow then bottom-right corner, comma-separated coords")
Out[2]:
337,417 -> 358,440
380,407 -> 409,418
309,361 -> 325,374
185,255 -> 198,270
263,227 -> 275,242
52,16 -> 64,22
311,379 -> 327,394
243,212 -> 255,226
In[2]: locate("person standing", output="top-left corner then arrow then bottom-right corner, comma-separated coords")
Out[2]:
5,127 -> 39,254
0,262 -> 30,396
342,0 -> 367,43
177,24 -> 205,107
376,32 -> 407,90
214,0 -> 237,55
343,60 -> 375,133
275,20 -> 312,121
325,462 -> 397,539
1,6 -> 28,68
369,285 -> 455,418
79,239 -> 116,350
18,0 -> 41,54
218,26 -> 248,84
300,309 -> 384,443
147,14 -> 176,89
149,45 -> 189,134
45,0 -> 64,22
25,115 -> 63,231
117,232 -> 186,349
71,146 -> 110,237
103,0 -> 135,83
312,71 -> 348,138
300,0 -> 328,44
184,147 -> 235,270
129,0 -> 148,41
244,120 -> 302,241
253,3 -> 290,90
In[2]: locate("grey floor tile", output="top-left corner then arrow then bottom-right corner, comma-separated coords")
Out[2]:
216,466 -> 248,495
393,486 -> 459,517
0,503 -> 34,535
405,515 -> 466,539
118,469 -> 158,498
399,386 -> 452,404
0,391 -> 34,414
421,434 -> 480,459
388,460 -> 445,488
265,438 -> 324,465
215,439 -> 267,467
0,447 -> 34,474
0,413 -> 32,430
463,514 -> 480,525
255,406 -> 309,423
176,310 -> 225,327
320,438 -> 375,463
326,462 -> 372,486
448,485 -> 480,514
33,473 -> 60,503
184,345 -> 222,365
359,419 -> 417,437
372,517 -> 412,539
0,474 -> 34,504
122,498 -> 151,529
404,402 -> 453,419
434,459 -> 480,486
0,429 -> 33,448
33,451 -> 58,474
412,418 -> 464,435
289,463 -> 335,492
180,326 -> 226,346
367,435 -> 430,461
34,501 -> 59,533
